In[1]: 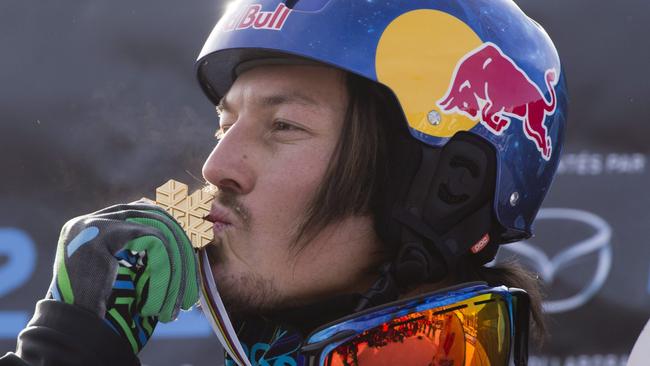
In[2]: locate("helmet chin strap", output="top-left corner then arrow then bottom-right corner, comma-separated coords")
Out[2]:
358,132 -> 498,311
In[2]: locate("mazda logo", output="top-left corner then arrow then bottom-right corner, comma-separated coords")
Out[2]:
494,208 -> 612,313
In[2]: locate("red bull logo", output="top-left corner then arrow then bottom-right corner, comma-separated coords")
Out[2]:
222,3 -> 292,32
437,42 -> 558,160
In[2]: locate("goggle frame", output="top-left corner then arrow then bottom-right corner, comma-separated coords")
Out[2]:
301,282 -> 530,366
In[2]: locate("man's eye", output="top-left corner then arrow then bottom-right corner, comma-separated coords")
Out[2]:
215,125 -> 231,140
272,121 -> 299,131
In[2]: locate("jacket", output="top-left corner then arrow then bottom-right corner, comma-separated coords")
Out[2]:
0,300 -> 139,366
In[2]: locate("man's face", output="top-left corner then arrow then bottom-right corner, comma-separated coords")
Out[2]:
202,64 -> 381,313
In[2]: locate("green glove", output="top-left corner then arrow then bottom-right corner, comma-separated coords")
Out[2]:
46,201 -> 199,353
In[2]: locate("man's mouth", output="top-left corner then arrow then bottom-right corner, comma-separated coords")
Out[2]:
204,206 -> 234,234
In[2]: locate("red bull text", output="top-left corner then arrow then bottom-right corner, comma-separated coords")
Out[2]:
438,42 -> 558,160
223,3 -> 292,32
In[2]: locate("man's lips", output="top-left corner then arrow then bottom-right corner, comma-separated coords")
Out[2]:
204,204 -> 235,234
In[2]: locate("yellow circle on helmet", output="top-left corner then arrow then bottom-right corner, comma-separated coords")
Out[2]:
376,10 -> 483,138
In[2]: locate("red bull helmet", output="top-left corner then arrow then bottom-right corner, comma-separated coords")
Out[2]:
196,0 -> 568,283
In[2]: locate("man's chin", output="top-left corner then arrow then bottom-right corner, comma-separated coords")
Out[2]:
206,264 -> 284,317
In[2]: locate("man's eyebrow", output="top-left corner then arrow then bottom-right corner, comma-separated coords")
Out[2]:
217,97 -> 227,113
218,91 -> 320,112
259,92 -> 320,108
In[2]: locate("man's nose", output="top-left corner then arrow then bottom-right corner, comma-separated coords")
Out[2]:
202,124 -> 256,195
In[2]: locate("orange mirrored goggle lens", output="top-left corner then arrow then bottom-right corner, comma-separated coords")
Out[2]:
324,293 -> 510,366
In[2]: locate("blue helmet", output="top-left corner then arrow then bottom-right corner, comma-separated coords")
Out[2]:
196,0 -> 567,276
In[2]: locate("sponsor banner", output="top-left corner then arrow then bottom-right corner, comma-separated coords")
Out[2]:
496,152 -> 650,358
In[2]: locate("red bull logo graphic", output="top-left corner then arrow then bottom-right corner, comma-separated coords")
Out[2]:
222,3 -> 292,32
437,42 -> 558,160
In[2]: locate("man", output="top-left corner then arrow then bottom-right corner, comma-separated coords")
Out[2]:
1,0 -> 567,365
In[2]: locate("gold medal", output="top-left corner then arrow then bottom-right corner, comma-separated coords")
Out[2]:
142,179 -> 213,249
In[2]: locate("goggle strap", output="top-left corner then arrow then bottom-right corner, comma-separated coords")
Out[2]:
394,202 -> 493,277
395,230 -> 446,287
354,263 -> 399,312
512,289 -> 531,366
301,329 -> 357,365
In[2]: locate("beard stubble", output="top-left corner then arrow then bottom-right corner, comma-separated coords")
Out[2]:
204,185 -> 282,315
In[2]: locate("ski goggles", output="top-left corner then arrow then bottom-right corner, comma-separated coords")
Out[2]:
300,283 -> 530,366
198,246 -> 529,366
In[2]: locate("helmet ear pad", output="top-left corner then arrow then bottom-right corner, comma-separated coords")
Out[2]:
374,130 -> 498,284
424,132 -> 497,232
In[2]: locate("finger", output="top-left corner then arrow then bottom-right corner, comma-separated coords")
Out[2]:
125,217 -> 182,322
87,202 -> 179,229
61,215 -> 168,256
144,210 -> 199,312
89,209 -> 183,319
109,208 -> 198,317
123,234 -> 172,318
